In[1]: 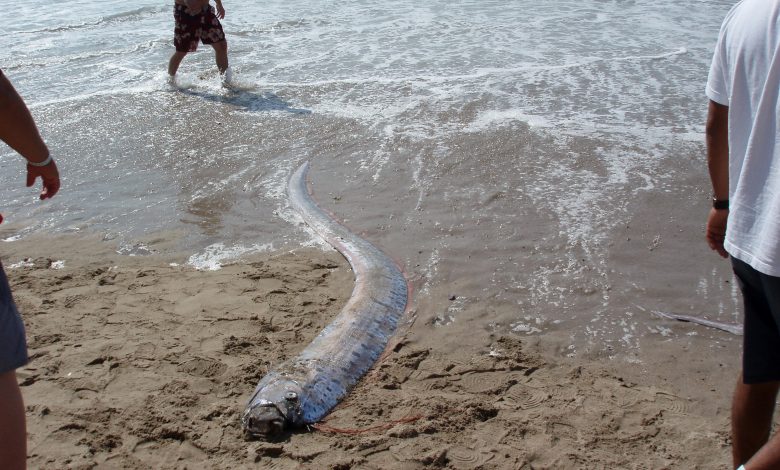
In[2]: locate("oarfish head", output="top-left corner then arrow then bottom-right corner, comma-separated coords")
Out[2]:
242,377 -> 304,439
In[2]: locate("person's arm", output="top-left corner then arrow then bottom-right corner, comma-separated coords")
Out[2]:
705,99 -> 729,258
214,0 -> 225,19
0,71 -> 60,200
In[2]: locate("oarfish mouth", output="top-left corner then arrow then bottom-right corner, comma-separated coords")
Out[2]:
243,404 -> 286,439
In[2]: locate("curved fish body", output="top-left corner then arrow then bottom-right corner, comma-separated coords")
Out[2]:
242,161 -> 408,438
653,310 -> 743,335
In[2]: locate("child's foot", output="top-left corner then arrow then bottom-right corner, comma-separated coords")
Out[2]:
166,74 -> 177,87
220,67 -> 233,87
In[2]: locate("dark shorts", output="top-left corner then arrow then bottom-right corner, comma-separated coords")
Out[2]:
173,3 -> 226,53
0,262 -> 28,374
732,257 -> 780,384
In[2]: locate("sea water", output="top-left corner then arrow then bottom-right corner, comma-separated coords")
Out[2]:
1,0 -> 739,359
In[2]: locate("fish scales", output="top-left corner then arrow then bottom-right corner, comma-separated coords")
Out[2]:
242,161 -> 408,437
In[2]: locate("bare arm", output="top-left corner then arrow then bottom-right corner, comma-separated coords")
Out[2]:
0,71 -> 60,200
0,71 -> 48,163
705,99 -> 729,258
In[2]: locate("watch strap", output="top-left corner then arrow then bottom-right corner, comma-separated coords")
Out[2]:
713,198 -> 729,210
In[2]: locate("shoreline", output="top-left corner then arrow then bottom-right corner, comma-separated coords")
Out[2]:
2,234 -> 738,468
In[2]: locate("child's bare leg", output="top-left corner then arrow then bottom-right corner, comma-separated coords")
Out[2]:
0,371 -> 26,470
168,51 -> 188,76
211,40 -> 229,74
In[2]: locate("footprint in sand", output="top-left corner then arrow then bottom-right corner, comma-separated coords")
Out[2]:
654,391 -> 692,415
505,385 -> 549,410
177,357 -> 227,378
447,447 -> 496,469
458,371 -> 508,394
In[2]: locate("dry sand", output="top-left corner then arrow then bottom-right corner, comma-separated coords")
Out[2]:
2,234 -> 742,469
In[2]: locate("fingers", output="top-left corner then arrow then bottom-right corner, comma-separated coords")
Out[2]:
707,235 -> 729,258
26,162 -> 60,200
40,176 -> 60,200
705,208 -> 729,258
712,242 -> 728,258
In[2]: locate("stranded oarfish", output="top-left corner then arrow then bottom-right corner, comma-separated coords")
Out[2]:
242,161 -> 408,438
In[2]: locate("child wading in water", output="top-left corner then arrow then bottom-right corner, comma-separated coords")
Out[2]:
168,0 -> 231,83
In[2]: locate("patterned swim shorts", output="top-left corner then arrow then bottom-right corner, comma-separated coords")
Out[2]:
173,3 -> 226,53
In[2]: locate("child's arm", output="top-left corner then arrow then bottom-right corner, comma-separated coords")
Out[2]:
214,0 -> 225,19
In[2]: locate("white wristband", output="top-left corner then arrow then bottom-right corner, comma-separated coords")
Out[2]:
737,465 -> 746,470
27,154 -> 52,167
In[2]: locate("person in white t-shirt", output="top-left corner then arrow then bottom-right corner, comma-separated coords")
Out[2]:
706,1 -> 780,468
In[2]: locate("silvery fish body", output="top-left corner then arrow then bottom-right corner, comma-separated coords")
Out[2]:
242,161 -> 408,438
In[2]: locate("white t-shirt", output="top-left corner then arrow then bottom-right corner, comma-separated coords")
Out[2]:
707,0 -> 780,277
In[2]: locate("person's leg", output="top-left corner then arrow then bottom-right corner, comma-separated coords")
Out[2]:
731,258 -> 780,467
211,40 -> 229,75
0,371 -> 26,470
201,5 -> 228,76
732,374 -> 780,467
171,4 -> 197,77
168,51 -> 188,77
0,261 -> 27,470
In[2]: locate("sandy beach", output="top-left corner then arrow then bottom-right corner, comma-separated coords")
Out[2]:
2,1 -> 750,468
2,233 -> 741,469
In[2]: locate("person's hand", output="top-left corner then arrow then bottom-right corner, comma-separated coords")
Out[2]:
26,160 -> 60,200
706,208 -> 729,258
215,2 -> 225,19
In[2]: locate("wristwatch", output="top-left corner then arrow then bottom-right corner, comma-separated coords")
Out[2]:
712,197 -> 729,210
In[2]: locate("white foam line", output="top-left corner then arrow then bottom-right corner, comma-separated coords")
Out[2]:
418,248 -> 440,296
263,50 -> 338,75
411,156 -> 427,212
27,85 -> 165,109
259,48 -> 689,89
187,242 -> 276,271
190,166 -> 254,202
15,6 -> 166,35
4,40 -> 162,71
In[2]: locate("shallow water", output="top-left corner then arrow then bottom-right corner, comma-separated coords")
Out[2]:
1,0 -> 741,360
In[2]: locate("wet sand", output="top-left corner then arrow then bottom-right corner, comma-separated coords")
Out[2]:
2,233 -> 743,469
